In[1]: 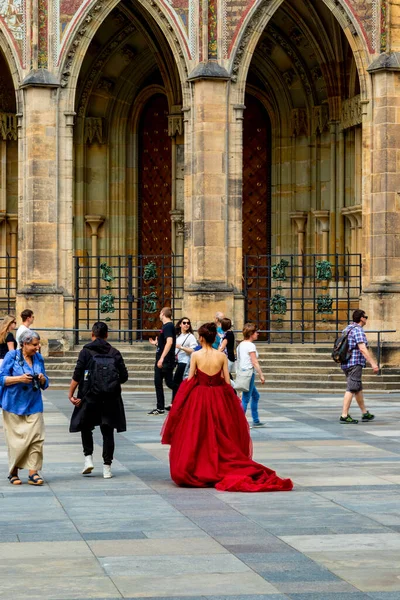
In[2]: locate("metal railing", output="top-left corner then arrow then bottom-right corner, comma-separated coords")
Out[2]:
244,253 -> 362,340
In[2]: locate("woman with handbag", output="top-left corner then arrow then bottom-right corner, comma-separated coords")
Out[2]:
237,323 -> 265,428
166,317 -> 197,411
161,322 -> 292,492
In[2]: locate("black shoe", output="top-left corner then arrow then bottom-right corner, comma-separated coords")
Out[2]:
362,411 -> 375,422
340,414 -> 358,424
165,405 -> 172,412
148,408 -> 165,415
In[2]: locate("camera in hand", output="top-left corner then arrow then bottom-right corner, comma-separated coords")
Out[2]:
31,374 -> 41,391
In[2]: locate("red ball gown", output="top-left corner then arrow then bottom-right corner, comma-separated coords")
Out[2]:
161,369 -> 293,492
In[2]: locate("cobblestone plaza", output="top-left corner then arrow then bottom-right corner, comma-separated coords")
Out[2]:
1,390 -> 400,599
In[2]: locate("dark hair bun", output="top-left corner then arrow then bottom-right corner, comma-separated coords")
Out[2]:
198,322 -> 217,345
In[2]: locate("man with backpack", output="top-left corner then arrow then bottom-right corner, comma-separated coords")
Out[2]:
338,309 -> 379,424
68,322 -> 128,478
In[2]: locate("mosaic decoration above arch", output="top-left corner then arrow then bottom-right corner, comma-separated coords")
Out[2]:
226,0 -> 378,59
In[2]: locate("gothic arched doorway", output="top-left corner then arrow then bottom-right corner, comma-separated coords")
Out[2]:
243,93 -> 272,330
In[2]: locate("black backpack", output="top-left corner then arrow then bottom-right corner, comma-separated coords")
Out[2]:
331,325 -> 357,364
88,350 -> 120,396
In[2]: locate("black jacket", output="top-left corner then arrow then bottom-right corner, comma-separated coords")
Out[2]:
69,338 -> 128,433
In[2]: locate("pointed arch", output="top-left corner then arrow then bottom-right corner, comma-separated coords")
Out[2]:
57,0 -> 189,113
230,0 -> 372,105
0,23 -> 22,106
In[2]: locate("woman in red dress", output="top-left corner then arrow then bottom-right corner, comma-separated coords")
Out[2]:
161,323 -> 293,492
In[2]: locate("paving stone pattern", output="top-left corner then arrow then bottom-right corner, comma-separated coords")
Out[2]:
1,390 -> 400,599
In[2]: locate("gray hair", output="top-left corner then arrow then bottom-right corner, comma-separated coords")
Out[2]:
215,311 -> 224,323
19,330 -> 40,346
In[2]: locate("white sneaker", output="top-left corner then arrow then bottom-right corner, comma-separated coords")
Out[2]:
103,465 -> 112,479
82,455 -> 94,475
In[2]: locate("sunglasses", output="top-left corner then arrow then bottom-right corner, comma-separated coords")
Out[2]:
181,321 -> 190,325
362,315 -> 368,319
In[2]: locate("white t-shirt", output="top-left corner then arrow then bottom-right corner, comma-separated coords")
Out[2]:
175,333 -> 197,364
238,340 -> 258,370
16,324 -> 30,345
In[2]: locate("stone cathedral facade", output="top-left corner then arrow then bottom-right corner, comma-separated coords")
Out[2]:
0,0 -> 398,347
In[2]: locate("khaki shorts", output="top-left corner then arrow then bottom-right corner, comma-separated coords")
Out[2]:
344,364 -> 363,393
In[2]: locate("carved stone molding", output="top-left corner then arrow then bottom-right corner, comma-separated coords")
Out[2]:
170,209 -> 184,236
341,205 -> 362,228
313,210 -> 330,232
231,0 -> 273,82
168,113 -> 183,137
290,108 -> 308,137
341,95 -> 362,130
60,1 -> 105,88
77,24 -> 135,116
85,117 -> 104,145
0,113 -> 17,141
312,105 -> 329,134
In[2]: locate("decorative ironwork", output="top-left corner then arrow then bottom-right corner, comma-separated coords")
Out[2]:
143,262 -> 157,282
142,290 -> 158,314
100,262 -> 114,283
315,260 -> 332,281
272,259 -> 289,281
100,293 -> 115,314
270,294 -> 287,315
244,253 -> 362,342
316,294 -> 334,314
74,254 -> 184,343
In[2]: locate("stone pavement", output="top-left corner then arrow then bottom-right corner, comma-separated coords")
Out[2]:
1,390 -> 400,600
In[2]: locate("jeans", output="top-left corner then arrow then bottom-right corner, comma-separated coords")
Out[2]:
154,364 -> 174,410
172,362 -> 187,401
81,424 -> 115,465
241,373 -> 260,423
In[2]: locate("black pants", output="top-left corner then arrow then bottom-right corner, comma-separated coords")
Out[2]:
81,424 -> 115,465
154,364 -> 174,410
172,362 -> 187,401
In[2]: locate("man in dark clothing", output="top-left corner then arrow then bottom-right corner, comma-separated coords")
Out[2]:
68,322 -> 128,478
148,306 -> 176,415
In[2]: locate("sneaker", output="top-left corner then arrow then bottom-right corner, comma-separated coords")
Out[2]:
103,465 -> 112,479
340,415 -> 359,424
251,421 -> 266,428
165,405 -> 172,412
362,411 -> 375,422
148,408 -> 165,415
82,455 -> 94,474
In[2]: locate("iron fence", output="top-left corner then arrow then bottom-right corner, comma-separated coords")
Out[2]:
74,254 -> 184,343
0,255 -> 17,316
244,253 -> 362,342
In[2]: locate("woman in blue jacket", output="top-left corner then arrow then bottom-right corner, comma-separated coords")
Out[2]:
0,330 -> 49,485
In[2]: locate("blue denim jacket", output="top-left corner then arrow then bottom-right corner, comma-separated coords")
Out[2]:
0,350 -> 49,415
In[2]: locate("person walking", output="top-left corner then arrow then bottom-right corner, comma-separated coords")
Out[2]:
16,309 -> 34,346
219,317 -> 236,377
340,309 -> 379,424
68,321 -> 128,478
0,330 -> 49,485
148,307 -> 176,415
161,322 -> 292,492
167,317 -> 197,410
237,323 -> 266,428
0,315 -> 17,365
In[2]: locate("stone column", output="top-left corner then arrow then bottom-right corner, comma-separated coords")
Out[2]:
362,56 -> 400,337
290,212 -> 308,279
85,215 -> 105,258
183,64 -> 236,326
17,71 -> 68,332
313,210 -> 330,258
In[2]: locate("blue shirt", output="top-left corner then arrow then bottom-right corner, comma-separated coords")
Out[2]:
0,350 -> 49,415
212,326 -> 224,350
341,323 -> 368,370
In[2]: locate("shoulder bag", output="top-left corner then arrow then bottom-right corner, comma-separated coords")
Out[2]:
233,344 -> 254,392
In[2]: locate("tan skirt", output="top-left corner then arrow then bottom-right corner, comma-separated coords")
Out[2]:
2,411 -> 45,472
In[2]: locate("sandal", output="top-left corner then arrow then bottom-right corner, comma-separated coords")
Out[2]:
8,474 -> 22,485
28,473 -> 44,486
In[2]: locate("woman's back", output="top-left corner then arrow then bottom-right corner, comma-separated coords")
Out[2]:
193,348 -> 225,376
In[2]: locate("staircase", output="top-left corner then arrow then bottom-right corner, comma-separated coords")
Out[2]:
45,343 -> 400,393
